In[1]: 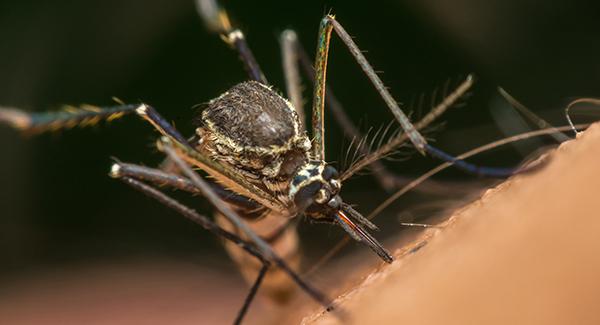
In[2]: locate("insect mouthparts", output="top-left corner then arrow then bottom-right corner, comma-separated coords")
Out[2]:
335,209 -> 393,263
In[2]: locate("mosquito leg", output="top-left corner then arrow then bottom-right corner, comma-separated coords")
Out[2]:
158,134 -> 200,174
159,137 -> 277,263
234,263 -> 269,325
118,176 -> 266,263
157,139 -> 335,314
110,161 -> 261,211
118,176 -> 272,325
195,0 -> 267,84
313,15 -> 524,177
133,104 -> 190,145
0,102 -> 188,149
0,104 -> 138,133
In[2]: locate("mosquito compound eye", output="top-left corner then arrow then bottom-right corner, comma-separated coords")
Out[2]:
315,188 -> 330,204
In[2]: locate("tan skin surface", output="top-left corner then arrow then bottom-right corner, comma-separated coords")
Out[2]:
289,123 -> 600,325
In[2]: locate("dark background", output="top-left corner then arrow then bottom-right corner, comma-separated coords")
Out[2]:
0,0 -> 599,281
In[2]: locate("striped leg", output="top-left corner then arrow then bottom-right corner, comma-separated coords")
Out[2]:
0,104 -> 138,134
0,102 -> 188,149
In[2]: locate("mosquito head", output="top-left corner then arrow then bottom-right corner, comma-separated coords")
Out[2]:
290,161 -> 393,263
289,161 -> 341,212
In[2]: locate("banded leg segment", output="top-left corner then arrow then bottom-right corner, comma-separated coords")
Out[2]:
0,104 -> 138,133
312,15 -> 523,177
196,0 -> 267,84
0,102 -> 188,150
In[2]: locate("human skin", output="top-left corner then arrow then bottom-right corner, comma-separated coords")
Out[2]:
291,123 -> 600,325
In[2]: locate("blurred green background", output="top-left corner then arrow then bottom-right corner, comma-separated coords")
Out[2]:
0,0 -> 599,281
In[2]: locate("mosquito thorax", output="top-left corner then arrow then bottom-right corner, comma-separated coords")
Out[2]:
289,161 -> 342,218
195,81 -> 311,182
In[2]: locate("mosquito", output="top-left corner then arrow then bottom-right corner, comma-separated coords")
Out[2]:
0,0 -> 525,323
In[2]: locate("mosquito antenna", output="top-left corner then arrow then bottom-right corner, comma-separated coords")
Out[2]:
305,123 -> 590,277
